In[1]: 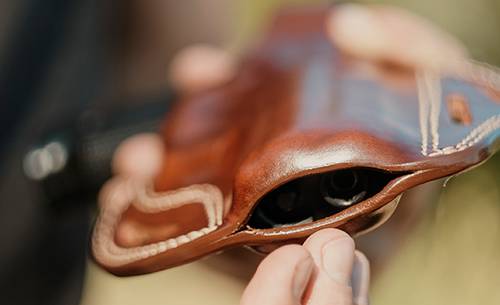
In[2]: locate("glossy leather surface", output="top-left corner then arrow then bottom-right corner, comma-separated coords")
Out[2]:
92,6 -> 500,275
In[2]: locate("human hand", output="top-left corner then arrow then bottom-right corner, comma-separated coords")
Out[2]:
240,229 -> 369,305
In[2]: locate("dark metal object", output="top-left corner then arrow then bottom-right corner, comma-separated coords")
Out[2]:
23,94 -> 173,206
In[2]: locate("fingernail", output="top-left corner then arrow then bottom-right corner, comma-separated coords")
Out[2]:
292,257 -> 314,299
352,251 -> 370,305
321,237 -> 355,284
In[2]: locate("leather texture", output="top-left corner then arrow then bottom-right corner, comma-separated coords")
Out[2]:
91,6 -> 500,276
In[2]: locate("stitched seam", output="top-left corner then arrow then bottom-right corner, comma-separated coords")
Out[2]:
418,59 -> 500,157
416,71 -> 430,155
455,60 -> 500,92
92,178 -> 225,267
429,115 -> 500,156
427,72 -> 442,152
417,70 -> 442,155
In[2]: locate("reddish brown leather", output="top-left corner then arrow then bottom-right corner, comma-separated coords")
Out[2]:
92,6 -> 500,275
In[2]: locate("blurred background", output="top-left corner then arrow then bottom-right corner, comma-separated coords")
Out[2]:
0,0 -> 499,305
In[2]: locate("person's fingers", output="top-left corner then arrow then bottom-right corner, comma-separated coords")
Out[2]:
240,245 -> 314,305
328,3 -> 467,70
112,133 -> 164,179
302,229 -> 355,305
351,250 -> 370,305
168,44 -> 236,93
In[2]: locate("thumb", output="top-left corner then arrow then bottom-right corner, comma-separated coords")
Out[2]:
240,245 -> 314,305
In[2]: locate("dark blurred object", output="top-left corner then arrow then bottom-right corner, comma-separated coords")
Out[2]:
22,94 -> 172,207
0,0 -> 175,305
0,0 -> 80,159
0,0 -> 108,304
0,0 -> 222,302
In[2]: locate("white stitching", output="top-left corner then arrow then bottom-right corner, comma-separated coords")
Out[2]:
92,177 -> 224,268
416,71 -> 430,155
418,59 -> 500,157
427,72 -> 442,152
416,70 -> 442,155
429,115 -> 500,156
453,60 -> 500,92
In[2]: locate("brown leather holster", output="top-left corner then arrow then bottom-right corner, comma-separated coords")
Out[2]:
91,7 -> 500,276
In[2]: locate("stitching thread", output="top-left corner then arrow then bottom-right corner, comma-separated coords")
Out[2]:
416,71 -> 430,155
429,115 -> 500,156
92,178 -> 224,267
416,70 -> 442,155
417,59 -> 500,157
